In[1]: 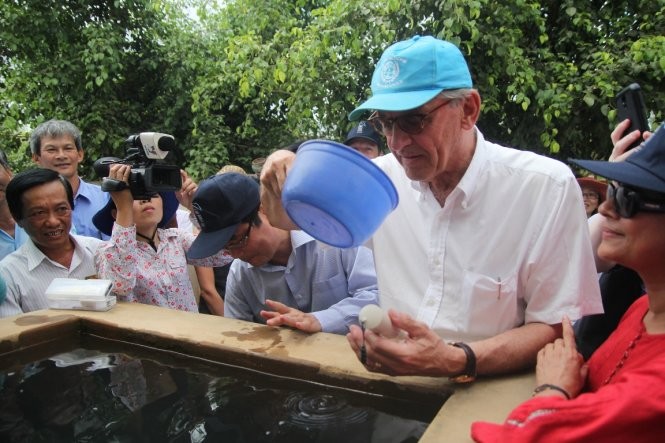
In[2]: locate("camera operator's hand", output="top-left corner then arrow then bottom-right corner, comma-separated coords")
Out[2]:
176,169 -> 198,211
108,164 -> 135,228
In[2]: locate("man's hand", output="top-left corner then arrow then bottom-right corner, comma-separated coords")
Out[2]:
107,164 -> 134,226
176,170 -> 198,210
260,299 -> 322,333
534,316 -> 587,399
259,150 -> 299,230
346,310 -> 466,376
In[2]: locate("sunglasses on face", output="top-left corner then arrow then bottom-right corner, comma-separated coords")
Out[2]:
607,182 -> 665,218
368,100 -> 451,136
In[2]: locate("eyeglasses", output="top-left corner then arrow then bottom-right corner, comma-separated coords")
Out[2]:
224,222 -> 253,251
607,182 -> 665,218
368,100 -> 451,136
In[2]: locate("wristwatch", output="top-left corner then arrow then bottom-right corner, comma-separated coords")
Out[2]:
449,342 -> 477,383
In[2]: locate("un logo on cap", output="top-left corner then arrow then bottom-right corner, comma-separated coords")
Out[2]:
380,59 -> 400,86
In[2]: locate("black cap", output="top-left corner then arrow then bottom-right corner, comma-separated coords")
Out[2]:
344,121 -> 383,151
187,173 -> 260,259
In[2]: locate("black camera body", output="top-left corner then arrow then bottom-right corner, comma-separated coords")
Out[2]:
94,132 -> 182,200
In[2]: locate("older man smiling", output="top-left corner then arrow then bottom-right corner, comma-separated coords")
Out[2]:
0,169 -> 104,317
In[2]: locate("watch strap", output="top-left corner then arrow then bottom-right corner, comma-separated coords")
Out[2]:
449,341 -> 477,383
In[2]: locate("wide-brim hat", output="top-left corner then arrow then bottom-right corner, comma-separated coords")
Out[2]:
344,121 -> 383,150
348,35 -> 473,121
92,192 -> 179,236
570,123 -> 665,194
187,173 -> 260,259
576,177 -> 607,202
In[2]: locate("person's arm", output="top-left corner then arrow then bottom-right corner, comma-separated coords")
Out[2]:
95,165 -> 138,296
310,246 -> 379,334
195,266 -> 225,315
261,246 -> 379,334
470,320 -> 661,443
347,311 -> 558,376
259,149 -> 299,230
175,170 -> 198,212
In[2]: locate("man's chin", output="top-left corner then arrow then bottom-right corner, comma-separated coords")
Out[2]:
247,256 -> 270,267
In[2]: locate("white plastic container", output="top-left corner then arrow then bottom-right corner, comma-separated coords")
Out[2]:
46,278 -> 116,312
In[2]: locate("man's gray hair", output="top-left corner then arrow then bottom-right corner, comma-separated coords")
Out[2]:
29,119 -> 82,155
436,88 -> 474,105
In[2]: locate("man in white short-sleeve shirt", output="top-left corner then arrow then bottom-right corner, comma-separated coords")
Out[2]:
260,36 -> 602,380
0,169 -> 103,317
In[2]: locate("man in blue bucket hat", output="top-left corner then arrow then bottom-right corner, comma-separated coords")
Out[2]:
260,35 -> 602,380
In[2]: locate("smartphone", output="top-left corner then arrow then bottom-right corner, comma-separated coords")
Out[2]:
615,83 -> 649,150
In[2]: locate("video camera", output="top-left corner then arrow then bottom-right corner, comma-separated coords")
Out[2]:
93,132 -> 182,200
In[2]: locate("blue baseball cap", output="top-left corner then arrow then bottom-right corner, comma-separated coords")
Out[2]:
187,173 -> 260,259
570,123 -> 665,194
348,35 -> 473,121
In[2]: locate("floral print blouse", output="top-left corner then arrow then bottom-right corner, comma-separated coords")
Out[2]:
95,223 -> 233,312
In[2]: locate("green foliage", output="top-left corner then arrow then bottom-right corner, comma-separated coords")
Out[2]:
0,0 -> 197,178
1,0 -> 664,181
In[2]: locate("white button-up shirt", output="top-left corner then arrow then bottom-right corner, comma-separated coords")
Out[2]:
370,129 -> 603,342
0,234 -> 105,317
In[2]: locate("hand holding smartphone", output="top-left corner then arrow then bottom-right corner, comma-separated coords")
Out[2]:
615,83 -> 649,150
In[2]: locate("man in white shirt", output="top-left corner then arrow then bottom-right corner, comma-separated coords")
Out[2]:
0,169 -> 104,317
260,36 -> 602,380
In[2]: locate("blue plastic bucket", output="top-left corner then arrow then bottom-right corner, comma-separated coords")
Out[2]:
282,140 -> 399,248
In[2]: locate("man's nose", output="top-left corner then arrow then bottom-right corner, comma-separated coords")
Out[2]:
387,126 -> 412,152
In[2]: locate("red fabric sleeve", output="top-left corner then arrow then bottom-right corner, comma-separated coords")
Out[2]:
471,360 -> 665,443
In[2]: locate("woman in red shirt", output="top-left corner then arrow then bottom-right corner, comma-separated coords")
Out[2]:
472,124 -> 665,442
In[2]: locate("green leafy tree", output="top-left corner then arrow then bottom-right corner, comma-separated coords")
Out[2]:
2,0 -> 663,181
188,0 -> 663,179
0,0 -> 197,177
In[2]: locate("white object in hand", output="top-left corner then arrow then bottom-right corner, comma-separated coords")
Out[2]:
359,304 -> 403,339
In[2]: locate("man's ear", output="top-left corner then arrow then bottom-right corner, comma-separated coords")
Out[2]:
31,153 -> 40,165
460,90 -> 482,130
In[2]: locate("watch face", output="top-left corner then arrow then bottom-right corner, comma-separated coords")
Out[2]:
449,374 -> 476,384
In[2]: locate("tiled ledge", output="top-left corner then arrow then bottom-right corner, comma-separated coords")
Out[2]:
0,302 -> 534,442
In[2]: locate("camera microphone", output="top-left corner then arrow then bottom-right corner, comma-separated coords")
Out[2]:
157,135 -> 175,152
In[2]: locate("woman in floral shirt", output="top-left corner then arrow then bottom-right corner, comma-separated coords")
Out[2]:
93,164 -> 232,312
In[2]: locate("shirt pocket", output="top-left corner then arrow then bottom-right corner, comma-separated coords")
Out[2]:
459,270 -> 518,338
311,273 -> 348,310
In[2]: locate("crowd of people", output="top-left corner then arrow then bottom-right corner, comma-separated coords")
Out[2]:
0,34 -> 662,440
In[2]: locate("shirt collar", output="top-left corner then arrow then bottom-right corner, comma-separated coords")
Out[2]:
25,234 -> 83,271
75,177 -> 95,201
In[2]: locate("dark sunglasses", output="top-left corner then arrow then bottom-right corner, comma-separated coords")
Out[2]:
368,100 -> 451,136
607,182 -> 665,218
